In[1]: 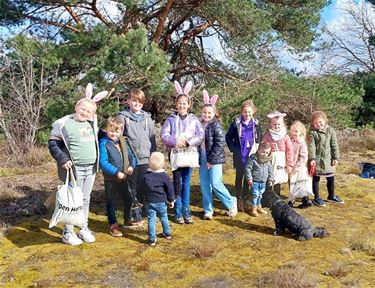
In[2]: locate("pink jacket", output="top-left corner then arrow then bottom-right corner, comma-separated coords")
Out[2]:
291,137 -> 308,172
262,132 -> 294,167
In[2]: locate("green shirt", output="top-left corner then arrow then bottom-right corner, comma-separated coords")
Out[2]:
64,118 -> 96,165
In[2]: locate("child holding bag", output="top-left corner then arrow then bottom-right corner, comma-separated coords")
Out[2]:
199,90 -> 238,220
261,111 -> 294,207
48,83 -> 108,245
160,81 -> 204,224
225,100 -> 262,212
288,120 -> 313,208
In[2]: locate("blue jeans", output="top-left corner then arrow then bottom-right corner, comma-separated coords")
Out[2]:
172,167 -> 193,219
104,179 -> 132,225
251,181 -> 266,207
199,151 -> 234,214
66,164 -> 96,232
146,202 -> 171,242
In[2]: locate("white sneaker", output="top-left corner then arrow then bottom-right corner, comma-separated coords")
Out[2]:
228,197 -> 238,218
78,228 -> 96,243
62,231 -> 83,246
204,213 -> 213,220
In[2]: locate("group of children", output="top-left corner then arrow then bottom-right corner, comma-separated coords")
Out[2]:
48,82 -> 343,246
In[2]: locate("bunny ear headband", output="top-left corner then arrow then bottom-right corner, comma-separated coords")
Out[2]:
85,83 -> 109,102
202,89 -> 218,108
174,80 -> 193,98
267,111 -> 286,119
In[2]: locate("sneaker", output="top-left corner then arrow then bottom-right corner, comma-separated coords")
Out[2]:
327,195 -> 344,204
123,220 -> 144,228
184,216 -> 193,224
162,233 -> 172,240
77,228 -> 96,243
228,197 -> 238,218
149,238 -> 157,246
312,198 -> 326,207
109,224 -> 123,237
175,217 -> 184,224
62,230 -> 83,246
298,201 -> 312,209
204,213 -> 213,220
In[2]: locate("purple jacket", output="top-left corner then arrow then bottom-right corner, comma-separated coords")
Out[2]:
160,112 -> 204,148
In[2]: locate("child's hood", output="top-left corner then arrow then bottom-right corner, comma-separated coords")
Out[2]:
119,108 -> 151,122
51,113 -> 97,138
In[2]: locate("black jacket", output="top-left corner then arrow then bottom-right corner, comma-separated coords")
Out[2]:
144,170 -> 175,203
205,118 -> 226,165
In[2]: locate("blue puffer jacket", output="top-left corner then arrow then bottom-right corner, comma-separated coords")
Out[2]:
99,135 -> 137,179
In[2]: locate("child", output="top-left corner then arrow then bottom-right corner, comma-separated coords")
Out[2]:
99,116 -> 137,237
160,81 -> 204,224
308,111 -> 343,206
261,111 -> 294,207
48,83 -> 108,245
118,88 -> 156,224
199,90 -> 238,220
225,100 -> 262,212
144,152 -> 175,246
288,120 -> 312,208
245,142 -> 274,216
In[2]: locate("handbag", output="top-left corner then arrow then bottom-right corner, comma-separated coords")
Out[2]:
49,168 -> 85,228
170,146 -> 199,171
271,150 -> 289,184
288,166 -> 314,202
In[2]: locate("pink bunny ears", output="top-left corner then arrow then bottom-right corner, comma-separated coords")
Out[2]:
202,89 -> 218,106
174,80 -> 193,97
85,83 -> 109,102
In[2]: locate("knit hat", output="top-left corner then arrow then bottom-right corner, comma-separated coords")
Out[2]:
267,111 -> 286,119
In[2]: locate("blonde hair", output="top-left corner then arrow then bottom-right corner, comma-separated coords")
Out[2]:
128,88 -> 145,104
75,98 -> 97,113
149,152 -> 165,171
241,100 -> 257,113
310,111 -> 328,124
290,120 -> 306,139
106,116 -> 124,132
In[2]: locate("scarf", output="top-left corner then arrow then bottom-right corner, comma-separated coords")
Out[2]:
269,127 -> 287,141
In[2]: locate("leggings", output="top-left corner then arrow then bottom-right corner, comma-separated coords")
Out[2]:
312,176 -> 335,199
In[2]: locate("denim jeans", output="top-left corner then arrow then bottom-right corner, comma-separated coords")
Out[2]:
172,167 -> 193,219
104,179 -> 133,225
251,181 -> 266,207
199,151 -> 234,214
146,202 -> 171,242
65,164 -> 96,232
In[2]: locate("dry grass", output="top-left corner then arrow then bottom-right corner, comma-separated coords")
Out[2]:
0,142 -> 375,287
338,128 -> 375,154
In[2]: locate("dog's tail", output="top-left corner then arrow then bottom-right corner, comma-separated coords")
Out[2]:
313,227 -> 329,238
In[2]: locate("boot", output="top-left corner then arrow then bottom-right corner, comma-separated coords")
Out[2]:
243,201 -> 252,213
250,206 -> 259,217
237,198 -> 244,212
257,205 -> 267,215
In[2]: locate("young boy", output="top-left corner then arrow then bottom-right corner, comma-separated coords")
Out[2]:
118,89 -> 156,224
99,116 -> 137,236
144,152 -> 175,246
245,142 -> 274,217
48,97 -> 101,246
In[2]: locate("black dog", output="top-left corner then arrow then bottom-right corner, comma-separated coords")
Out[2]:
270,194 -> 329,241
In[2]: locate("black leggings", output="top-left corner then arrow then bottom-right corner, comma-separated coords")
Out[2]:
312,176 -> 335,199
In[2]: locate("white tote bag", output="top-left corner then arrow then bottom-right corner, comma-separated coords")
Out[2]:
288,166 -> 314,202
170,147 -> 199,171
272,151 -> 289,184
49,168 -> 85,228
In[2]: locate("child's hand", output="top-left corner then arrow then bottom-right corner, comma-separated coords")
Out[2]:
62,161 -> 73,170
286,166 -> 293,174
117,172 -> 126,180
168,202 -> 174,208
331,159 -> 339,166
248,179 -> 253,187
206,162 -> 212,169
126,167 -> 134,175
176,139 -> 187,148
310,160 -> 316,167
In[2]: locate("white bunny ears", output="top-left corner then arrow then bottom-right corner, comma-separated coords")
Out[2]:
174,80 -> 193,97
202,89 -> 218,106
85,83 -> 109,102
